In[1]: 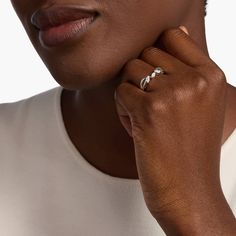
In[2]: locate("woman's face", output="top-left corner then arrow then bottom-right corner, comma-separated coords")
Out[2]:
11,0 -> 192,90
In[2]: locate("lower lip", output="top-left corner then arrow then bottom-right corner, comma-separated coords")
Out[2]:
39,16 -> 95,47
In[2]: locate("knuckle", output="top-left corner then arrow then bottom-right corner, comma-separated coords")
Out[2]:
122,58 -> 142,79
214,69 -> 227,84
116,82 -> 128,97
206,63 -> 227,83
123,58 -> 142,72
195,75 -> 209,93
142,95 -> 169,115
162,27 -> 183,41
207,66 -> 227,92
171,76 -> 208,102
141,46 -> 159,60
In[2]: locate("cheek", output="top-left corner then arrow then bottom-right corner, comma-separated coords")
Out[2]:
38,17 -> 162,91
37,25 -> 144,91
10,0 -> 32,19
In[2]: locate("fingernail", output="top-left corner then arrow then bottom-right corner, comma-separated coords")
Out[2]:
179,25 -> 189,35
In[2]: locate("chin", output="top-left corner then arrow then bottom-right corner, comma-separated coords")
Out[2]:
47,54 -> 125,91
42,41 -> 140,91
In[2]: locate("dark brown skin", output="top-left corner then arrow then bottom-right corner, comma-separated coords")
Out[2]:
115,26 -> 236,235
11,0 -> 236,235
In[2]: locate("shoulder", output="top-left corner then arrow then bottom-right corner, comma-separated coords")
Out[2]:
0,86 -> 61,157
0,86 -> 60,117
0,86 -> 60,135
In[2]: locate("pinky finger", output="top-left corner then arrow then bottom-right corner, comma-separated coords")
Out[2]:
115,81 -> 144,116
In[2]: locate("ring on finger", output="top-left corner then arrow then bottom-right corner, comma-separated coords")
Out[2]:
140,67 -> 165,91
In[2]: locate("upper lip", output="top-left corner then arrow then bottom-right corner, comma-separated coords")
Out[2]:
31,5 -> 98,31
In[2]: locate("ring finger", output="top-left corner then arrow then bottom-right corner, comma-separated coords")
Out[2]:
121,58 -> 168,92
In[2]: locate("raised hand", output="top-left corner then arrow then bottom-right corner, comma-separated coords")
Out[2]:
114,26 -> 236,235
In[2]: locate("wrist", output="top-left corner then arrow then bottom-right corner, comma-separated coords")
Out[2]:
153,190 -> 236,236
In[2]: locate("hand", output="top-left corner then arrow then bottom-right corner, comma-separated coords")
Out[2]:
114,26 -> 231,234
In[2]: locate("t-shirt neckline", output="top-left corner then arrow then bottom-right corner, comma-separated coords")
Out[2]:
54,86 -> 140,185
54,86 -> 236,184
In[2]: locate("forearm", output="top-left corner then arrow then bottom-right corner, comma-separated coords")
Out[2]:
154,190 -> 236,236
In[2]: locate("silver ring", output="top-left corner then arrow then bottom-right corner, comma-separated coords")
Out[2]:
140,67 -> 165,91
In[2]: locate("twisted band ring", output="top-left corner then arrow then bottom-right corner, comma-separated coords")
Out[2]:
140,67 -> 165,91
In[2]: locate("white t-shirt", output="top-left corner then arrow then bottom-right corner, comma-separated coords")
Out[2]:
0,86 -> 235,236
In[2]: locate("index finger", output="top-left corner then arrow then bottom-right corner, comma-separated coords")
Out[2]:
154,26 -> 211,68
